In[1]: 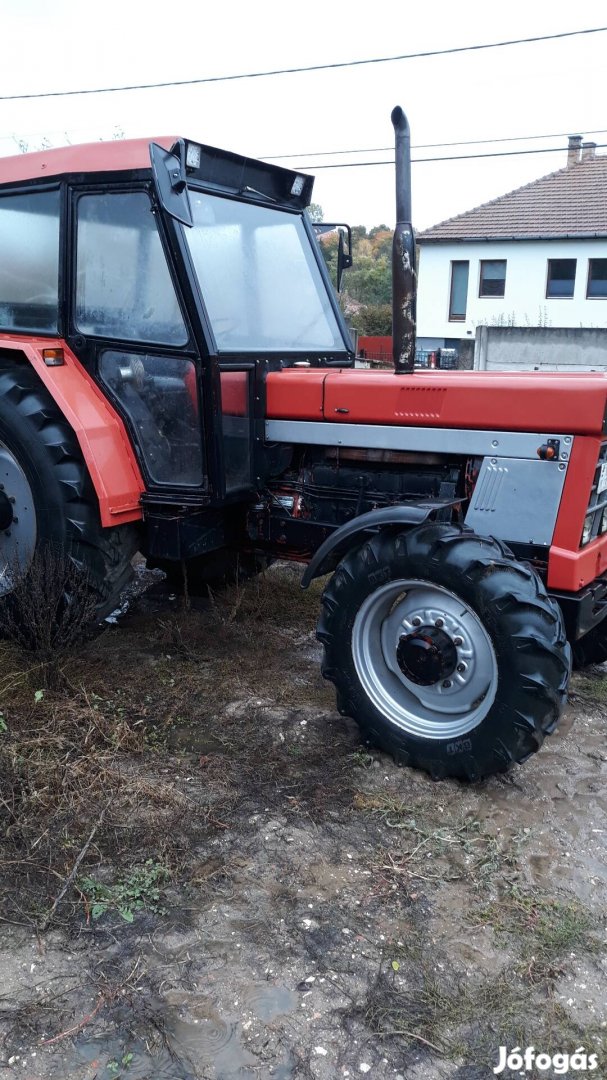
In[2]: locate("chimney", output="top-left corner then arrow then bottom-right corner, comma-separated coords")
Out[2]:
567,134 -> 582,167
582,141 -> 597,162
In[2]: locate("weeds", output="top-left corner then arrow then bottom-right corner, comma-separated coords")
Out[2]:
351,942 -> 604,1067
108,1054 -> 134,1076
472,886 -> 601,981
354,791 -> 519,886
0,544 -> 97,689
570,669 -> 607,706
350,748 -> 376,768
78,860 -> 170,923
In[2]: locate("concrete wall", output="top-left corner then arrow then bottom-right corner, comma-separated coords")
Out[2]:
474,325 -> 607,371
417,238 -> 607,342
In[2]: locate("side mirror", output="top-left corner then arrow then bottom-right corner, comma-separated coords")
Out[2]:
150,140 -> 193,227
312,223 -> 353,292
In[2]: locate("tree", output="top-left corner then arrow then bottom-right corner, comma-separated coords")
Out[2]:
307,202 -> 324,223
310,216 -> 395,326
350,304 -> 392,336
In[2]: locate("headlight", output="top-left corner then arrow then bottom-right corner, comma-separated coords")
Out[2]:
582,515 -> 594,545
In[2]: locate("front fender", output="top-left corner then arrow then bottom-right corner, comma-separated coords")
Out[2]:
300,503 -> 454,588
0,337 -> 144,525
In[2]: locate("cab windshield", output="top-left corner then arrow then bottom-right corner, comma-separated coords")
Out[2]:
184,191 -> 346,354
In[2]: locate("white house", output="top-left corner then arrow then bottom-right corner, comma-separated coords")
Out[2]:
416,137 -> 607,355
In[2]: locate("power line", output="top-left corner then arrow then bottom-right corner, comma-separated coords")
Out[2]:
0,26 -> 605,101
295,143 -> 607,170
1,121 -> 605,161
262,128 -> 607,160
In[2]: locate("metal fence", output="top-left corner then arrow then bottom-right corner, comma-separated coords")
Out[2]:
357,343 -> 460,370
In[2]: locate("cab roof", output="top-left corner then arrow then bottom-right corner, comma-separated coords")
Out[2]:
0,137 -> 177,186
0,137 -> 315,209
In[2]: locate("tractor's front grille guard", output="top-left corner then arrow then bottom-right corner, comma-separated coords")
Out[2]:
581,441 -> 607,546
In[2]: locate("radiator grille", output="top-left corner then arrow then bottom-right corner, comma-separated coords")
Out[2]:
581,441 -> 607,546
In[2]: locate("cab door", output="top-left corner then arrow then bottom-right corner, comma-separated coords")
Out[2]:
66,186 -> 207,494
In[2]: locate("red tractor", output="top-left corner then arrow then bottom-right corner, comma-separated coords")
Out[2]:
0,108 -> 604,780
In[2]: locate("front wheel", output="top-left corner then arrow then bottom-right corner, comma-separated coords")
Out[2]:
318,523 -> 571,781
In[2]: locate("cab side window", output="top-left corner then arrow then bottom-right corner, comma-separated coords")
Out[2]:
0,190 -> 60,333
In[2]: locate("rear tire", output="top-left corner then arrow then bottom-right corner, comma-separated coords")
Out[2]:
318,523 -> 571,781
0,361 -> 140,617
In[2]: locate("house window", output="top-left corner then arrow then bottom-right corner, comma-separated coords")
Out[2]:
587,259 -> 607,298
479,260 -> 506,298
449,261 -> 469,321
546,259 -> 576,298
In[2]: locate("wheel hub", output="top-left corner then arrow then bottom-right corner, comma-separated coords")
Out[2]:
351,578 -> 499,740
0,443 -> 37,594
397,626 -> 458,685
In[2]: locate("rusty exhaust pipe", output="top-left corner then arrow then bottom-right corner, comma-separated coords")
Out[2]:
391,106 -> 417,374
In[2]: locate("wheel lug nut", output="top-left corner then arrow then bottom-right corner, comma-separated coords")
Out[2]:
453,636 -> 463,646
412,617 -> 422,627
442,679 -> 452,688
457,663 -> 466,673
435,618 -> 444,628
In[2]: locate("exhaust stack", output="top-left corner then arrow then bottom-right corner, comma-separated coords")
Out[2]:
391,106 -> 417,374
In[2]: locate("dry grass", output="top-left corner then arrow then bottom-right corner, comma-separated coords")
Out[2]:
0,563 -> 345,927
472,887 -> 602,982
0,545 -> 98,689
353,790 -> 521,890
0,684 -> 212,924
569,668 -> 607,707
349,933 -> 605,1067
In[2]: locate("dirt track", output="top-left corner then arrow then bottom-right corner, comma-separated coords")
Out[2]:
0,565 -> 605,1079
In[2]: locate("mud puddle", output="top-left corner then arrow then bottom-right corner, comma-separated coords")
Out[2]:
75,994 -> 271,1080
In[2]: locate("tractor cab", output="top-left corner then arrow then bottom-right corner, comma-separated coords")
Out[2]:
0,136 -> 353,514
89,139 -> 353,509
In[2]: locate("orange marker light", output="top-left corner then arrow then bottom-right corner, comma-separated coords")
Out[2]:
537,443 -> 557,460
42,348 -> 65,366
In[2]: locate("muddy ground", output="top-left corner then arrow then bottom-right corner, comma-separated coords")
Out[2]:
0,563 -> 605,1079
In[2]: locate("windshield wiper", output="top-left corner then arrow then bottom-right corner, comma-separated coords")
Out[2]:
239,185 -> 277,203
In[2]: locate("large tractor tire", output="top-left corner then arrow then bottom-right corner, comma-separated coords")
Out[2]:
318,522 -> 571,781
0,361 -> 140,617
571,624 -> 607,669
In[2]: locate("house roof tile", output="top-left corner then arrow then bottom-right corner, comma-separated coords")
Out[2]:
417,153 -> 607,242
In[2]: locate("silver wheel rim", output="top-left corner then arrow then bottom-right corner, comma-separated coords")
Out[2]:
0,441 -> 37,596
351,578 -> 498,740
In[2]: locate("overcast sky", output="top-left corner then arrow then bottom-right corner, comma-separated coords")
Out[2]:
0,0 -> 605,229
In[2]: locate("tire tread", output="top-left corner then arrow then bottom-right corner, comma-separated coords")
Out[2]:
319,522 -> 571,781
